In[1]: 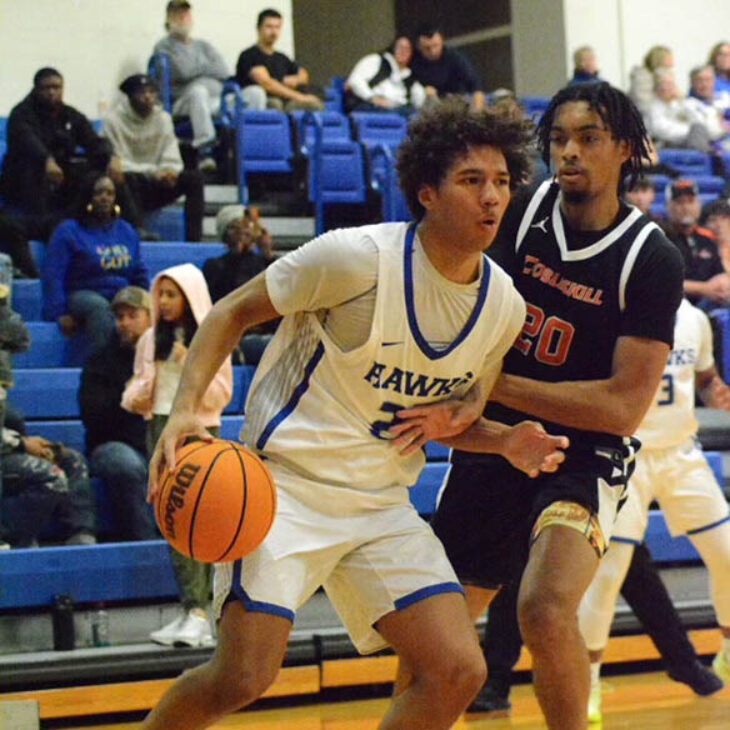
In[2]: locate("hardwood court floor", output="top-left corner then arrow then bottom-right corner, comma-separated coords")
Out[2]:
67,670 -> 730,729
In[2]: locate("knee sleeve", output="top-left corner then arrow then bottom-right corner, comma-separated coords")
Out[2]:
579,541 -> 634,651
689,522 -> 730,627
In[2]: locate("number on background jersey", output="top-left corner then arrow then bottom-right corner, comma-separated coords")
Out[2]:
370,401 -> 404,439
657,373 -> 674,405
514,303 -> 575,366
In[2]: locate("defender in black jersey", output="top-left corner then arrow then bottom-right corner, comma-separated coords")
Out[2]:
396,83 -> 684,730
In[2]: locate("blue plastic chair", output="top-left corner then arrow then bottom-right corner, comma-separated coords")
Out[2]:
140,242 -> 227,278
658,148 -> 713,177
350,112 -> 407,151
370,144 -> 411,222
12,279 -> 43,321
14,322 -> 91,368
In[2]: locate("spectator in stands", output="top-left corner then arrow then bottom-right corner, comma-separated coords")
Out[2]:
701,199 -> 730,272
79,286 -> 156,542
411,23 -> 485,110
344,36 -> 425,115
568,45 -> 602,86
629,45 -> 674,117
203,205 -> 276,364
103,74 -> 204,242
686,65 -> 729,148
0,67 -> 114,241
646,69 -> 715,153
42,172 -> 150,352
1,416 -> 96,548
662,180 -> 730,309
122,264 -> 232,647
708,41 -> 730,109
235,8 -> 323,112
152,0 -> 229,171
624,176 -> 657,216
0,268 -> 30,549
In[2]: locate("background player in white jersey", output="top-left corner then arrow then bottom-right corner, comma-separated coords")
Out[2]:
142,101 -> 569,730
395,83 -> 685,730
579,297 -> 730,722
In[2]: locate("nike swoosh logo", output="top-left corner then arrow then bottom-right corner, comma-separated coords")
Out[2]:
381,341 -> 404,347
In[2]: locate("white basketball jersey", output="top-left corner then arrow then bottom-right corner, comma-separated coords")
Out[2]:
636,299 -> 714,450
242,223 -> 525,491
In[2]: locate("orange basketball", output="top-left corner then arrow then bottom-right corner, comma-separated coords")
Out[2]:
155,439 -> 277,563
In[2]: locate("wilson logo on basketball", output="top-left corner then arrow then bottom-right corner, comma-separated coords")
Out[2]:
164,463 -> 201,539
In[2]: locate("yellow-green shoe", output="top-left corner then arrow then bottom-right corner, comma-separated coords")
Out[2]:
712,650 -> 730,685
588,679 -> 602,724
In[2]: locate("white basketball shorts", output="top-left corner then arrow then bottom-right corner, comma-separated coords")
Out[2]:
613,438 -> 730,543
213,461 -> 463,654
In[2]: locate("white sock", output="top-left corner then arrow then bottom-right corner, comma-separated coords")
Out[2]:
590,662 -> 602,686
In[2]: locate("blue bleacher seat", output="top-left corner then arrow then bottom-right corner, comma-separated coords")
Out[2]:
290,110 -> 350,156
711,308 -> 730,380
238,109 -> 293,174
14,322 -> 91,367
12,368 -> 82,418
370,144 -> 411,222
140,241 -> 227,278
658,148 -> 713,177
142,206 -> 186,241
350,112 -> 407,151
693,175 -> 726,195
0,541 -> 178,609
648,174 -> 671,196
409,462 -> 448,515
32,419 -> 86,454
12,279 -> 43,321
311,139 -> 368,234
649,201 -> 667,219
520,95 -> 551,121
324,76 -> 346,113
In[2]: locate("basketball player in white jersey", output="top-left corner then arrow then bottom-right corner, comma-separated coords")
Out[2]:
142,101 -> 569,730
579,297 -> 730,722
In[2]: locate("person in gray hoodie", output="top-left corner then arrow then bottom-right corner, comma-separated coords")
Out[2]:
104,74 -> 204,241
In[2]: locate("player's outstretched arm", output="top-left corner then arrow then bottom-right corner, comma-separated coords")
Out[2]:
440,418 -> 569,477
147,273 -> 280,501
492,336 -> 670,437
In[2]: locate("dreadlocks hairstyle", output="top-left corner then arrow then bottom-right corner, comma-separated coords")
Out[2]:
535,82 -> 651,194
397,97 -> 534,221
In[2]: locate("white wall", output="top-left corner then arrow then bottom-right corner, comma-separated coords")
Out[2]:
562,0 -> 730,93
513,0 -> 730,96
0,0 -> 294,118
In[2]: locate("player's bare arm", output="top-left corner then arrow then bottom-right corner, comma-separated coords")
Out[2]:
697,367 -> 730,410
442,417 -> 569,477
493,335 -> 670,436
147,273 -> 279,500
389,369 -> 496,454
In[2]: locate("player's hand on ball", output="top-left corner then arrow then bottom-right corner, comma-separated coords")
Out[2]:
147,411 -> 214,503
503,421 -> 569,478
390,399 -> 481,455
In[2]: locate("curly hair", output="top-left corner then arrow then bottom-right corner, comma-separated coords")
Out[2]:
396,98 -> 534,222
535,82 -> 650,194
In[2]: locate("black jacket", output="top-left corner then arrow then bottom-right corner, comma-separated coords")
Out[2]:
79,330 -> 147,455
0,92 -> 112,211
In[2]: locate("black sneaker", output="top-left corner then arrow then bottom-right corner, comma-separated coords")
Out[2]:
467,684 -> 512,714
668,661 -> 724,696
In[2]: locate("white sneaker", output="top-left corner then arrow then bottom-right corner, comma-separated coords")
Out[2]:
149,614 -> 185,646
588,678 -> 602,724
172,609 -> 214,648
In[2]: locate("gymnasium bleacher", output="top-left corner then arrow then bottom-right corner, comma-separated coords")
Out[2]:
2,83 -> 730,721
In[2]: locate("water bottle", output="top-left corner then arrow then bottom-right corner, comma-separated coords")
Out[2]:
52,594 -> 75,651
91,607 -> 110,647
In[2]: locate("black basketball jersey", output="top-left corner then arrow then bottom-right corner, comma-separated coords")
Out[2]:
454,179 -> 684,458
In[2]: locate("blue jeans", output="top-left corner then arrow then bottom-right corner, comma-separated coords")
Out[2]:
90,441 -> 157,541
67,289 -> 115,352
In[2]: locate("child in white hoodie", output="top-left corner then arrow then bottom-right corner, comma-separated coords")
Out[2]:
123,263 -> 232,647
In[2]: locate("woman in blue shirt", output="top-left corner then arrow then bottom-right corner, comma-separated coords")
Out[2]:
43,173 -> 149,350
